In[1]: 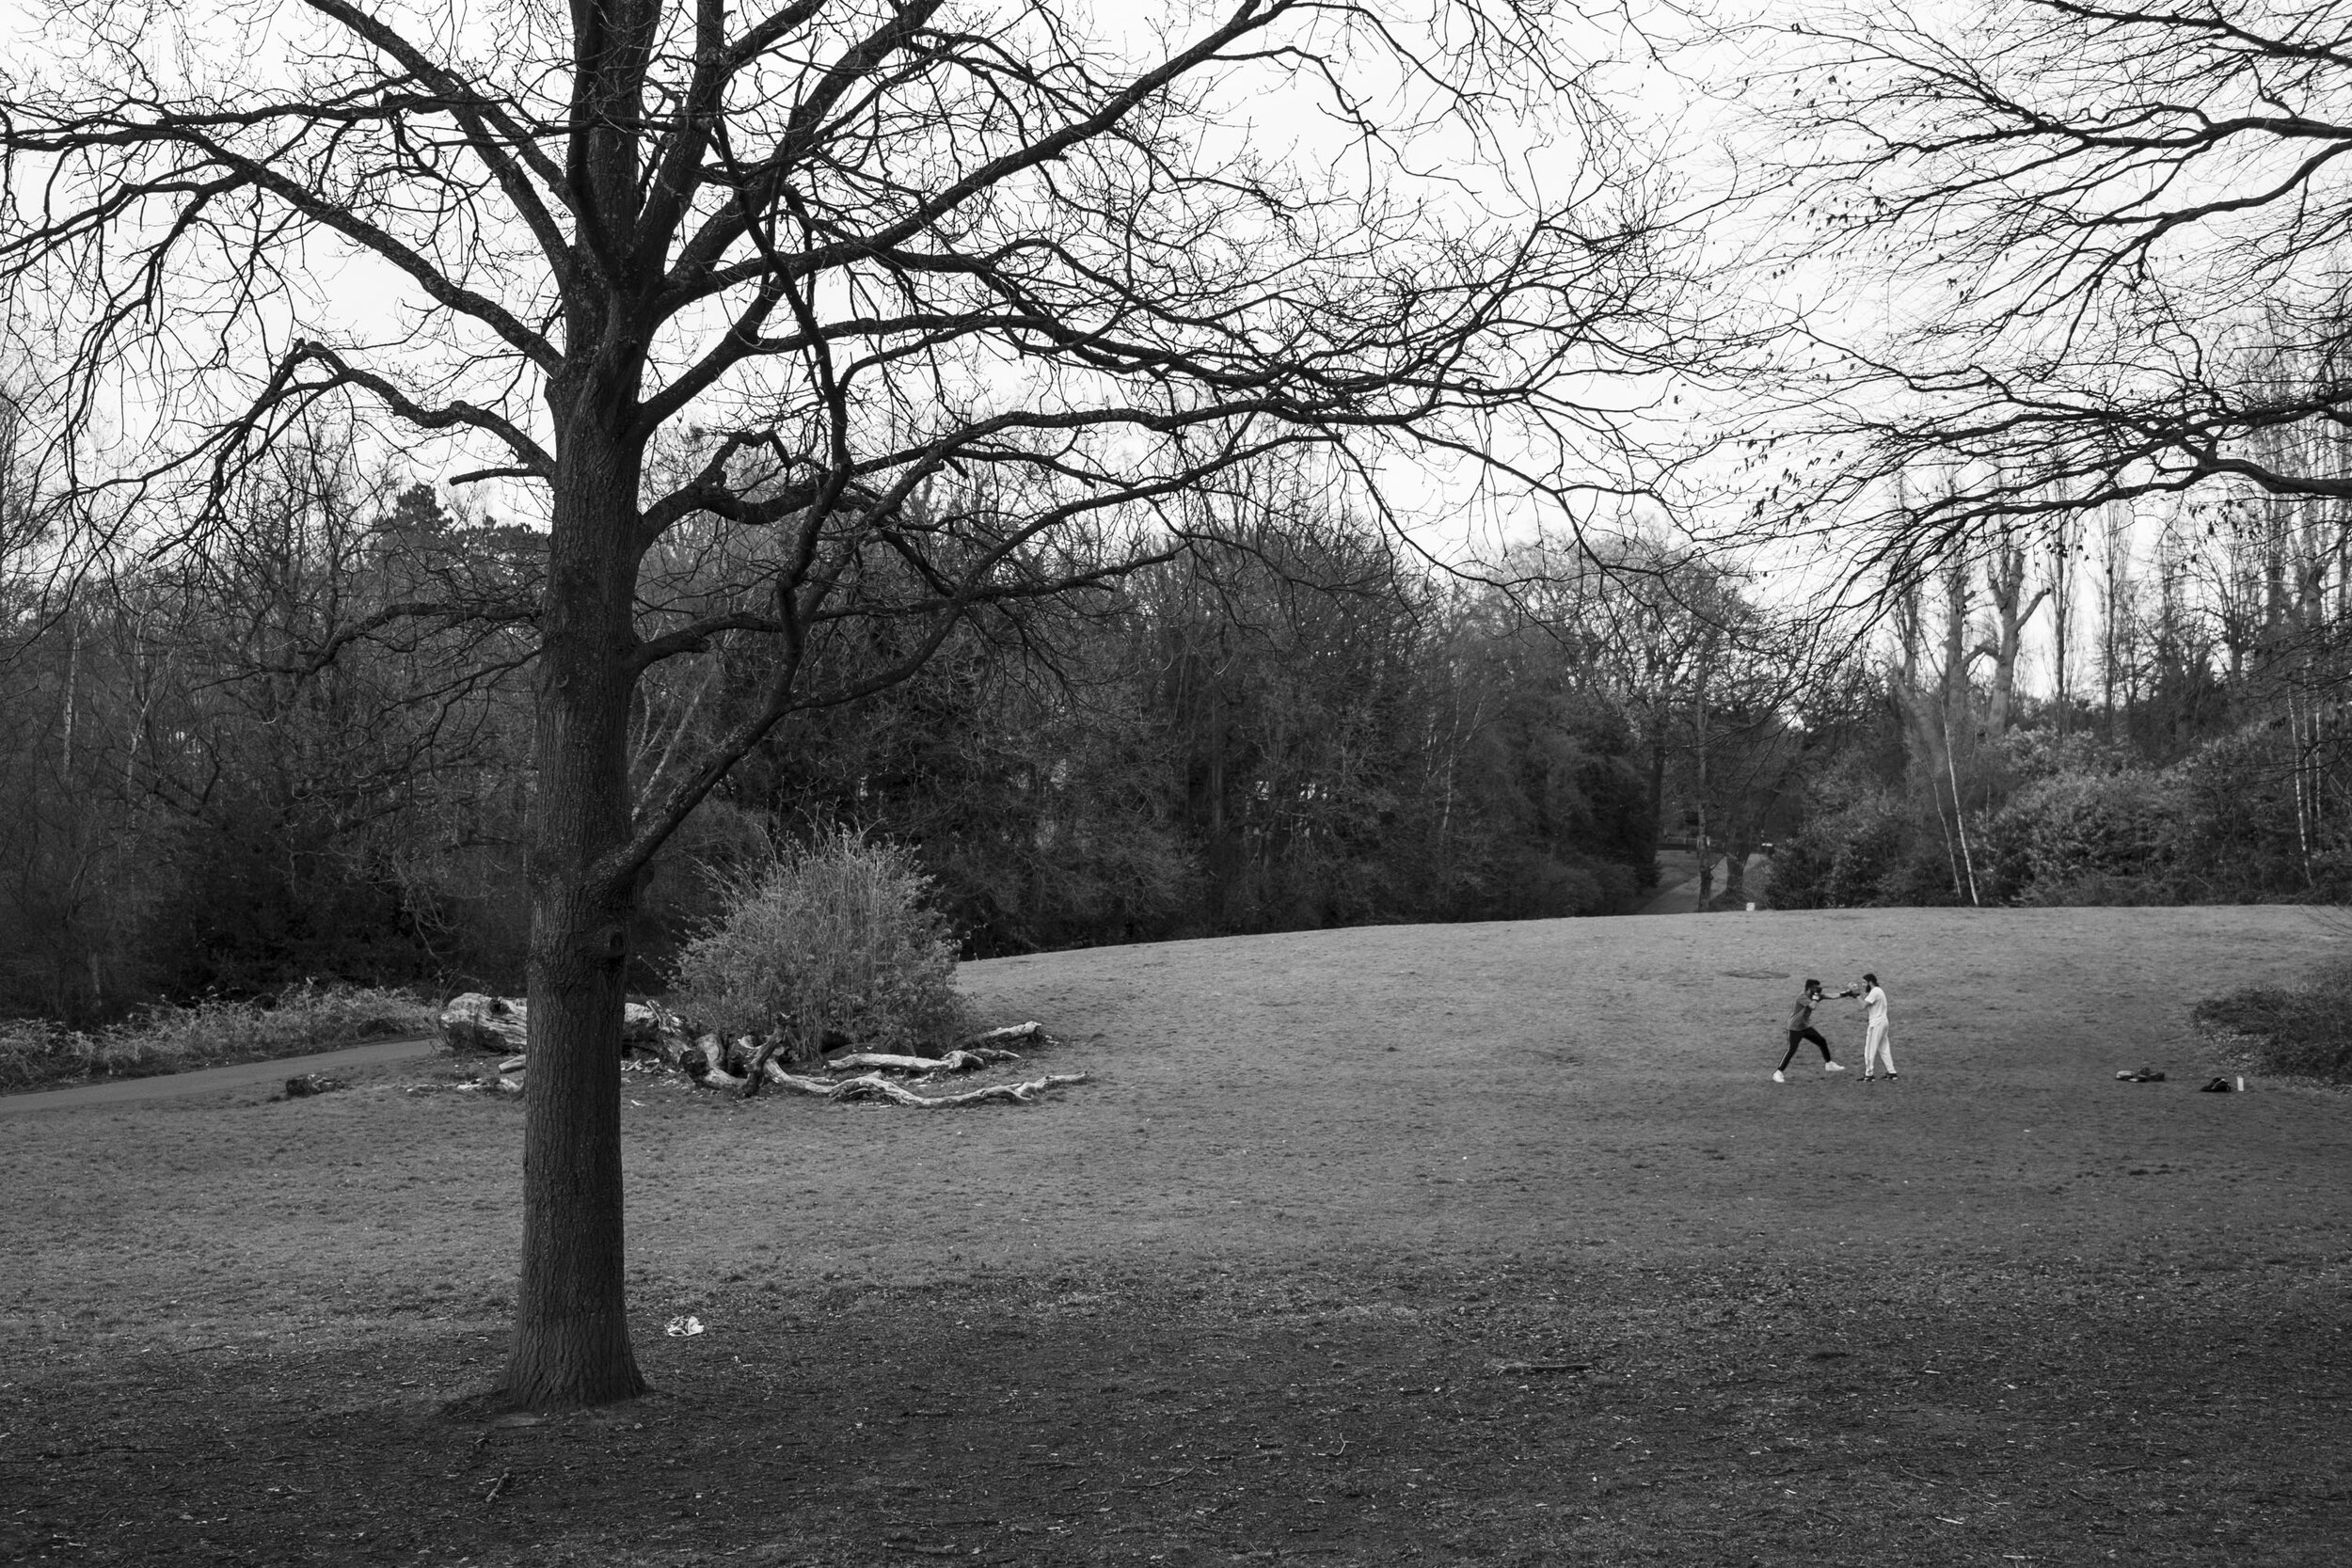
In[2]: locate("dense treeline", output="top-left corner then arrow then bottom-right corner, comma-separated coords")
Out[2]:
3,440 -> 1753,1025
1770,483 -> 2352,911
20,436 -> 2341,1030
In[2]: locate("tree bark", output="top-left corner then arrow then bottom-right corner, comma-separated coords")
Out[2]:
501,404 -> 649,1410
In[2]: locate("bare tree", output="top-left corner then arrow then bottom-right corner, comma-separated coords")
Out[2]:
1,0 -> 1699,1407
1978,534 -> 2048,737
2044,508 -> 2081,739
2097,502 -> 2139,740
1742,0 -> 2352,557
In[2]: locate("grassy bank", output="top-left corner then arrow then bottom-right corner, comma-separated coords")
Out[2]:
2196,959 -> 2352,1083
0,981 -> 439,1091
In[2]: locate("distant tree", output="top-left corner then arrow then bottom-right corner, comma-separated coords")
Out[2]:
1978,531 -> 2047,738
2,1 -> 1701,1407
1,420 -> 543,1018
2044,507 -> 2082,740
1145,505 -> 1428,930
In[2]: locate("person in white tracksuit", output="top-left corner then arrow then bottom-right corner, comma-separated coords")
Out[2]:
1852,972 -> 1896,1082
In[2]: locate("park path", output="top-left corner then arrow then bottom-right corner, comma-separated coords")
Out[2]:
1637,852 -> 1767,914
0,1035 -> 444,1117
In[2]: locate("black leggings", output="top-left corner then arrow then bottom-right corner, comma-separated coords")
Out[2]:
1781,1028 -> 1833,1070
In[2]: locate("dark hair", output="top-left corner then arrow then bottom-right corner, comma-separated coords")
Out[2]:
1803,977 -> 1820,990
1863,972 -> 1878,985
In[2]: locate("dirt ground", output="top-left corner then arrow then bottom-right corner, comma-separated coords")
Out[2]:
4,905 -> 2349,1566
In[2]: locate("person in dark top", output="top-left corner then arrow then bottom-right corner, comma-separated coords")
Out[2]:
1775,978 -> 1849,1083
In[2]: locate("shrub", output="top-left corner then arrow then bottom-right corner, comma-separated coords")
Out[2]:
1883,830 -> 1974,906
1822,806 -> 1912,907
669,828 -> 969,1064
2195,962 -> 2352,1084
1761,831 -> 1838,910
2177,727 -> 2319,898
2013,871 -> 2181,908
1990,768 -> 2184,895
0,981 -> 439,1091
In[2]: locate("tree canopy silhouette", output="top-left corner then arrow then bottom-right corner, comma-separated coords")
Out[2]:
1742,0 -> 2352,561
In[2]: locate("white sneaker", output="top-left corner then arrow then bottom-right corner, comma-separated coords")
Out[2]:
1772,1070 -> 1786,1083
1825,1062 -> 1847,1073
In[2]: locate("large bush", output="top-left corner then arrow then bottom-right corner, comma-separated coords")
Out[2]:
669,830 -> 968,1064
1986,768 -> 2185,902
2174,725 -> 2352,900
1765,788 -> 1929,909
1821,802 -> 1914,907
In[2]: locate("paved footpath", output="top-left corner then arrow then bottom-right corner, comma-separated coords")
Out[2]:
0,1036 -> 446,1117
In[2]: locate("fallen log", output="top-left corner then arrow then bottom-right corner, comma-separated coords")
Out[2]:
735,1033 -> 791,1097
824,1046 -> 1022,1075
440,993 -> 529,1053
687,1034 -> 746,1089
828,1070 -> 1088,1108
437,998 -> 1073,1106
825,1051 -> 950,1074
628,1004 -> 696,1067
937,1048 -> 1014,1072
441,994 -> 692,1060
760,1060 -> 838,1096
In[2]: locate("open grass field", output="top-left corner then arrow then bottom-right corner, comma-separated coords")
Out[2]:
5,906 -> 2350,1566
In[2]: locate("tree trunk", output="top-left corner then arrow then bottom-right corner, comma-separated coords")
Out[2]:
1646,730 -> 1667,864
500,405 -> 649,1410
1979,539 -> 2047,736
1721,838 -> 1749,903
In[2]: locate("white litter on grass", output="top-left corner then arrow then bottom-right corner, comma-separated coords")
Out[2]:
665,1315 -> 705,1338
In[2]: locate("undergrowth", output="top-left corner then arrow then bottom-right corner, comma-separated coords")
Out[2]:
671,827 -> 968,1063
2194,961 -> 2352,1083
0,982 -> 440,1091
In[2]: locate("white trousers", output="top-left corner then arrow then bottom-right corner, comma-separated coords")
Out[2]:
1864,1021 -> 1895,1075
